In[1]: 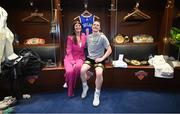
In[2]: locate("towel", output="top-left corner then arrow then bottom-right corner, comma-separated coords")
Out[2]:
112,54 -> 127,68
148,55 -> 174,79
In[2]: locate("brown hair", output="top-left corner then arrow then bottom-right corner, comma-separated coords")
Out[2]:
71,21 -> 83,44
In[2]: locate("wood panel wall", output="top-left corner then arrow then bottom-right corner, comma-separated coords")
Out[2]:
1,0 -> 52,43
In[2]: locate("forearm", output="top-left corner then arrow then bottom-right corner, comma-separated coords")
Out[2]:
102,45 -> 112,61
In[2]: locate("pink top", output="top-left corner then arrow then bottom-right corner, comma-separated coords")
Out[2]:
64,33 -> 86,64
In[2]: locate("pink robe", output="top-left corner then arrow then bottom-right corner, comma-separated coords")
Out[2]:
64,34 -> 86,97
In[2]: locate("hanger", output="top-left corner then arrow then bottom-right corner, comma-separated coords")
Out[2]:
74,11 -> 100,20
74,1 -> 99,20
81,10 -> 100,19
74,10 -> 100,20
123,2 -> 151,22
81,1 -> 91,17
73,11 -> 99,21
73,10 -> 92,20
81,10 -> 92,17
74,16 -> 80,20
22,9 -> 49,23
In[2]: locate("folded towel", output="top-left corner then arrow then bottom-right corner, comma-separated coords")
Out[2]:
112,54 -> 127,68
148,55 -> 174,79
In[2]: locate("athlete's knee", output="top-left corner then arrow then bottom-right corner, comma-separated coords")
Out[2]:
96,71 -> 103,77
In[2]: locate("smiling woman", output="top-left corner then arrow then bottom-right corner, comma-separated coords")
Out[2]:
63,21 -> 87,97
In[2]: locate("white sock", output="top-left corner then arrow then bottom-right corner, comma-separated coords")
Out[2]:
82,82 -> 87,87
81,82 -> 89,99
95,88 -> 100,95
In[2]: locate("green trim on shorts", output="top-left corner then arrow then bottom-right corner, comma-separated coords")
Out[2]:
85,60 -> 92,66
94,63 -> 104,69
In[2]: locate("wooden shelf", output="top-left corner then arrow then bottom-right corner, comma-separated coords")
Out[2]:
112,42 -> 158,45
43,66 -> 64,71
105,64 -> 154,69
14,43 -> 60,48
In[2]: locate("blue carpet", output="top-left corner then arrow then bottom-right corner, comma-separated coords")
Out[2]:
15,88 -> 180,113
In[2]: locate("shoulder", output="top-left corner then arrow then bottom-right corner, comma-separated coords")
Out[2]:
81,33 -> 86,37
99,32 -> 107,38
67,35 -> 73,41
81,33 -> 87,40
99,32 -> 105,36
88,34 -> 93,38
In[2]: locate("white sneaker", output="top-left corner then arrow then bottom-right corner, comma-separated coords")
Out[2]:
93,93 -> 100,107
81,85 -> 89,99
22,94 -> 31,99
63,83 -> 68,88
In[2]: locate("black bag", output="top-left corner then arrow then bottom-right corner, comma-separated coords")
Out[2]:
0,60 -> 15,80
0,48 -> 45,80
18,48 -> 45,77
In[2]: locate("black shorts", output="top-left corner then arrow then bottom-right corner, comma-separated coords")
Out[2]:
84,58 -> 105,69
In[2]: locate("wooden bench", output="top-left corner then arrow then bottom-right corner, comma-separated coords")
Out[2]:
33,63 -> 180,93
1,63 -> 180,98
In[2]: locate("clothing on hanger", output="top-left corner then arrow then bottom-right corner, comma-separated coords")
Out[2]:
73,0 -> 100,35
22,10 -> 49,23
0,7 -> 8,28
79,14 -> 94,35
73,10 -> 100,35
0,7 -> 15,73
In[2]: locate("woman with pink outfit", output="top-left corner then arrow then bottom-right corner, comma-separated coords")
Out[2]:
64,21 -> 87,97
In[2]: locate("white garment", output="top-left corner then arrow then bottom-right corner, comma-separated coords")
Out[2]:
112,54 -> 127,68
0,7 -> 7,29
0,7 -> 14,73
148,55 -> 174,79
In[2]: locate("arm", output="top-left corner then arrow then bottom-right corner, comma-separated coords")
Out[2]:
95,45 -> 112,63
95,34 -> 112,63
102,45 -> 112,60
66,36 -> 75,64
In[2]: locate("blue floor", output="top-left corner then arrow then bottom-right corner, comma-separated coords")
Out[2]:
15,88 -> 180,113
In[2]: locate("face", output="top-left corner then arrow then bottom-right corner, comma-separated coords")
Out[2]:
74,22 -> 82,33
92,21 -> 101,33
